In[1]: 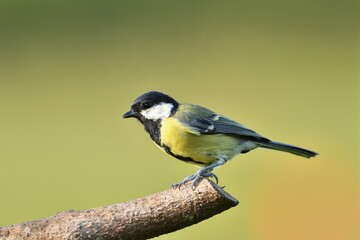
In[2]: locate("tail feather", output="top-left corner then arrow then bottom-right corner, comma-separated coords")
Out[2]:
257,141 -> 318,158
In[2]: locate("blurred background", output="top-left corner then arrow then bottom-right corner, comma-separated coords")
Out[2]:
0,1 -> 358,239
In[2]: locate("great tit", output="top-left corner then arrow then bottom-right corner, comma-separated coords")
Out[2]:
123,91 -> 318,188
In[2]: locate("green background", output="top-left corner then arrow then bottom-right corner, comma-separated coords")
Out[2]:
0,1 -> 358,239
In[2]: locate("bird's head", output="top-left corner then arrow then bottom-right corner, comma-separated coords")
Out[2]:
123,91 -> 179,123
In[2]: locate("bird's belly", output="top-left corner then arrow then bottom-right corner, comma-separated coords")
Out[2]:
160,118 -> 256,165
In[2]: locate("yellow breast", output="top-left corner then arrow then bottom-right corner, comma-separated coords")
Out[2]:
160,117 -> 243,165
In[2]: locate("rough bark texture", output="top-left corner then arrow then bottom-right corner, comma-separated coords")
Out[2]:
0,179 -> 239,240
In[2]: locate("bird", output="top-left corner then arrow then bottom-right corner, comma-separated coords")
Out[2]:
123,91 -> 318,188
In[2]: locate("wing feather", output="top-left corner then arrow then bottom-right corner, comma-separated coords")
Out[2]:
175,104 -> 270,142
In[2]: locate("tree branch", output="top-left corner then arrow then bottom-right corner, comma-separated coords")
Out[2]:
0,179 -> 239,239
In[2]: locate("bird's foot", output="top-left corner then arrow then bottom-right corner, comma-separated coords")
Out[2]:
171,169 -> 218,189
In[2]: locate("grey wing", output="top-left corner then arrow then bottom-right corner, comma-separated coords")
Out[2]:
176,105 -> 269,142
209,116 -> 270,142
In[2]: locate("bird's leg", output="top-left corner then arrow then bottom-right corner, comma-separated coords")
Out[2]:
172,158 -> 227,189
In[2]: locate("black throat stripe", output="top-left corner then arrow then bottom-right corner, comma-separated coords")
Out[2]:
161,145 -> 206,166
140,117 -> 207,166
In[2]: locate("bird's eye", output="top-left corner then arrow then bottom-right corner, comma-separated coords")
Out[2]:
142,101 -> 152,109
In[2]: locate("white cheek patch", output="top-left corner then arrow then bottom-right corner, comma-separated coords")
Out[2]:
141,103 -> 174,121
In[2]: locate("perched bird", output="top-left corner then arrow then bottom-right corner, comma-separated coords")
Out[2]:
123,91 -> 318,188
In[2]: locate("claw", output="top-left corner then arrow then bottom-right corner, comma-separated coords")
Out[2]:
171,174 -> 197,189
171,158 -> 227,189
171,170 -> 219,189
191,174 -> 205,189
202,172 -> 218,184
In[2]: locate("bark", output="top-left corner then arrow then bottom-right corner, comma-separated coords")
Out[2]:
0,179 -> 239,240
